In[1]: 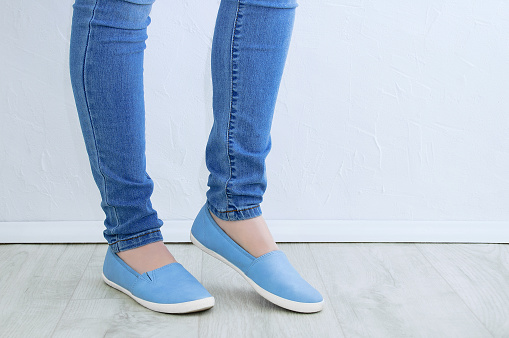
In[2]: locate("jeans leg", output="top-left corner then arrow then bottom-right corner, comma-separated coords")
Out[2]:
206,0 -> 298,221
69,0 -> 163,253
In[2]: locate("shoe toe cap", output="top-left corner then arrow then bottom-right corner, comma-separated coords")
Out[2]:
287,282 -> 323,303
247,251 -> 323,304
263,275 -> 323,304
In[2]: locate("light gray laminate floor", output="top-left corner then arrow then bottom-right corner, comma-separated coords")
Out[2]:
0,243 -> 508,338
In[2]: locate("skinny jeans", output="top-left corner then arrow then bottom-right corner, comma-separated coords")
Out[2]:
69,0 -> 297,253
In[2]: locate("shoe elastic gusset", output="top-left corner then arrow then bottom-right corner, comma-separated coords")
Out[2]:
102,246 -> 214,314
190,203 -> 324,313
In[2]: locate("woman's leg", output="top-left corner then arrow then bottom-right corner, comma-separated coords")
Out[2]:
205,0 -> 298,256
192,2 -> 323,311
69,0 -> 175,273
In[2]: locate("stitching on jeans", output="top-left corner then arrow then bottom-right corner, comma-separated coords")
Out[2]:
82,0 -> 121,229
108,229 -> 160,245
224,0 -> 242,219
216,205 -> 260,214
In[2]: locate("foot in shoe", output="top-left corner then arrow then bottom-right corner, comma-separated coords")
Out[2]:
209,211 -> 279,258
103,244 -> 214,314
191,203 -> 324,313
116,241 -> 177,274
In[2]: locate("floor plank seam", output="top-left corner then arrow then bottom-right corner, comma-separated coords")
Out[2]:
308,243 -> 346,336
414,244 -> 495,337
49,244 -> 96,337
198,248 -> 204,338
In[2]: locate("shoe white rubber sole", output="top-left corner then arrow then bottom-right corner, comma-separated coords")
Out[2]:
190,232 -> 323,313
102,273 -> 215,314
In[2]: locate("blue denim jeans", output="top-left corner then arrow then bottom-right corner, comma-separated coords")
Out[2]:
69,0 -> 297,253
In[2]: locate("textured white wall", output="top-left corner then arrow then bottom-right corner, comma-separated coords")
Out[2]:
1,0 -> 508,226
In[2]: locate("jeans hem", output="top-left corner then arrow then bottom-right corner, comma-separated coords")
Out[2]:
207,200 -> 262,221
109,229 -> 164,253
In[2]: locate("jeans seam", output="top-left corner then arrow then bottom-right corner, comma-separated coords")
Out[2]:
83,0 -> 121,229
216,205 -> 260,214
108,229 -> 161,245
224,0 -> 242,218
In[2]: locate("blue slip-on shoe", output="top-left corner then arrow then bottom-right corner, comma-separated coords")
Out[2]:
102,246 -> 215,314
190,203 -> 324,313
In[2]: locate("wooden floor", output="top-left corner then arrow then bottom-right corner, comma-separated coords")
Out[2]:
0,243 -> 508,338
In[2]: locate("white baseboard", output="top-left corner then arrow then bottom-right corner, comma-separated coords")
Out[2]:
1,220 -> 508,244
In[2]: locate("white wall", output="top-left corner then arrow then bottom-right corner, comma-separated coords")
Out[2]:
1,0 -> 508,233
